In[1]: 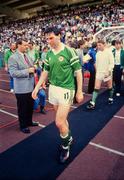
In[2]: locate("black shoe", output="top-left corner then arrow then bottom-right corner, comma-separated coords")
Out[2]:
86,102 -> 95,110
29,121 -> 39,126
20,127 -> 30,133
60,146 -> 70,163
40,106 -> 46,114
59,136 -> 73,163
108,98 -> 113,104
40,109 -> 46,114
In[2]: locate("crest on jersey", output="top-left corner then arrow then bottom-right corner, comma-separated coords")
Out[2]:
59,56 -> 64,61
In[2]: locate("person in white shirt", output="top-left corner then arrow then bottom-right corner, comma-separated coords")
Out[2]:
87,40 -> 114,110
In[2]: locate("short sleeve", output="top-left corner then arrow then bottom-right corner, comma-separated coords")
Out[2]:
43,53 -> 50,72
69,48 -> 81,72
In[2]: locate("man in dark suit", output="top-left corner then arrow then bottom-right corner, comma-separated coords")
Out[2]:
8,38 -> 39,133
112,40 -> 124,96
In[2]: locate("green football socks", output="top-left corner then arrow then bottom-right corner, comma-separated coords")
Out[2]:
60,130 -> 72,148
92,89 -> 99,103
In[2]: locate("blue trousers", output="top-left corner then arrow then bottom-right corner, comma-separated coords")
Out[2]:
8,71 -> 14,89
10,76 -> 14,89
33,89 -> 46,110
36,67 -> 42,79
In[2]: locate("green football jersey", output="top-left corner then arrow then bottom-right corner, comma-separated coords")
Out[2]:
4,49 -> 13,64
44,45 -> 81,90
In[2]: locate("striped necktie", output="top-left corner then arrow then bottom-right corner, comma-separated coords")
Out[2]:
24,54 -> 31,66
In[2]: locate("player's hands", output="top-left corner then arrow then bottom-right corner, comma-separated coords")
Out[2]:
76,91 -> 84,103
5,65 -> 8,72
34,64 -> 38,69
109,71 -> 112,76
32,87 -> 39,100
42,82 -> 46,89
104,71 -> 112,78
28,67 -> 35,74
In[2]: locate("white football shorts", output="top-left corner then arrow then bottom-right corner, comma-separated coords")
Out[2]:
49,85 -> 75,105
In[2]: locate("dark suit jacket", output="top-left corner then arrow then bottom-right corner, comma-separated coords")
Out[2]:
112,48 -> 124,68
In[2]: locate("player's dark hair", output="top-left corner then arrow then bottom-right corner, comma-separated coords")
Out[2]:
45,26 -> 61,36
111,40 -> 116,46
92,42 -> 97,48
16,38 -> 28,47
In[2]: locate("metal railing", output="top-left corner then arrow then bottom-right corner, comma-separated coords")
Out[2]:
93,26 -> 124,42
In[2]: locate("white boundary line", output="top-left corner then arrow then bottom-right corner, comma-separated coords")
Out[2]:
0,109 -> 124,157
0,89 -> 11,93
0,109 -> 45,128
0,89 -> 14,94
89,142 -> 124,157
114,115 -> 124,120
0,109 -> 18,118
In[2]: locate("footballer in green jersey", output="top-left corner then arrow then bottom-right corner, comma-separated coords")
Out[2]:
32,27 -> 84,163
44,45 -> 81,90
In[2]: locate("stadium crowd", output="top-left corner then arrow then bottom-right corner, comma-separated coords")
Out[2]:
0,2 -> 124,51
